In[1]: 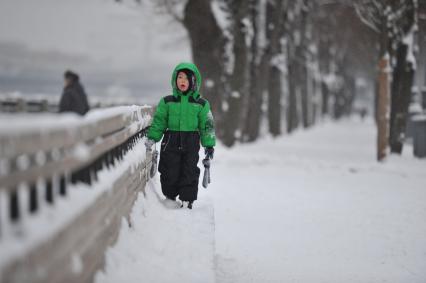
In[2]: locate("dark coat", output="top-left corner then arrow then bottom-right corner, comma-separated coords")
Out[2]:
59,82 -> 90,115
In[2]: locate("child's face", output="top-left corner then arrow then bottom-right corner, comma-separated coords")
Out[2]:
177,72 -> 189,92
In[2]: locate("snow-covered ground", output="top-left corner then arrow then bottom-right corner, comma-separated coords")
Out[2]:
98,118 -> 426,283
95,180 -> 216,283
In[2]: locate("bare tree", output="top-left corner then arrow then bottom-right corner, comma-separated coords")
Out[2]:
265,0 -> 287,136
183,0 -> 227,125
286,0 -> 313,133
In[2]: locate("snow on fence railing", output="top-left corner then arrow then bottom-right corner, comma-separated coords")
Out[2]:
0,105 -> 154,283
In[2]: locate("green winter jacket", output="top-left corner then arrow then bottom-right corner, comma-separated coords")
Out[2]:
147,62 -> 216,148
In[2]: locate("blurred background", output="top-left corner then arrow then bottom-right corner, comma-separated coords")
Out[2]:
0,0 -> 190,105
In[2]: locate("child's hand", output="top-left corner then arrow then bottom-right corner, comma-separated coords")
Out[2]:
145,139 -> 155,152
205,147 -> 214,159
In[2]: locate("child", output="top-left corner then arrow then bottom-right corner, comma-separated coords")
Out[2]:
145,62 -> 216,209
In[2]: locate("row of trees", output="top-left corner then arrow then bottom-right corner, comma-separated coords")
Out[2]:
120,0 -> 425,160
149,0 -> 377,146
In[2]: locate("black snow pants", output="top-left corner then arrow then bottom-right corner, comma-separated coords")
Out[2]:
158,131 -> 201,201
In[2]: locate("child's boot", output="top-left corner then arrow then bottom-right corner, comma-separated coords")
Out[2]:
180,201 -> 194,209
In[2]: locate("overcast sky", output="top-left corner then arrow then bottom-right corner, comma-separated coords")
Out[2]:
0,0 -> 191,100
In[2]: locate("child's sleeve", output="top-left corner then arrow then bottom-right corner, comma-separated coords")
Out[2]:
147,98 -> 168,142
198,101 -> 216,147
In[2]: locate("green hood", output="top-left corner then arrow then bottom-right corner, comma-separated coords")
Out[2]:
171,62 -> 202,98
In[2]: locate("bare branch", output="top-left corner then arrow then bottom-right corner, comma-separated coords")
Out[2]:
158,0 -> 185,23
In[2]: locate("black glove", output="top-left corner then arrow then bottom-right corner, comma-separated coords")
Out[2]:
205,147 -> 214,159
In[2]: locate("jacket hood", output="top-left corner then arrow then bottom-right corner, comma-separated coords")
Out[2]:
171,62 -> 202,98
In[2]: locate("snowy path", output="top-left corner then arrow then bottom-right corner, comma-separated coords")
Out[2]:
97,118 -> 426,283
210,118 -> 426,283
95,179 -> 216,283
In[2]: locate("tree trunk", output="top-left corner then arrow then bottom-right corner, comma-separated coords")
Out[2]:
222,0 -> 250,147
321,81 -> 329,116
300,61 -> 309,127
333,87 -> 345,119
268,65 -> 282,136
334,65 -> 356,118
183,0 -> 226,129
377,56 -> 390,161
242,0 -> 266,142
376,17 -> 390,161
389,43 -> 415,153
287,0 -> 313,132
265,0 -> 285,136
344,75 -> 356,116
298,4 -> 310,128
287,59 -> 299,133
311,70 -> 320,125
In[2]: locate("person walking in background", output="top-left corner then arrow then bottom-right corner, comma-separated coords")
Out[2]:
145,62 -> 216,209
59,70 -> 90,115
